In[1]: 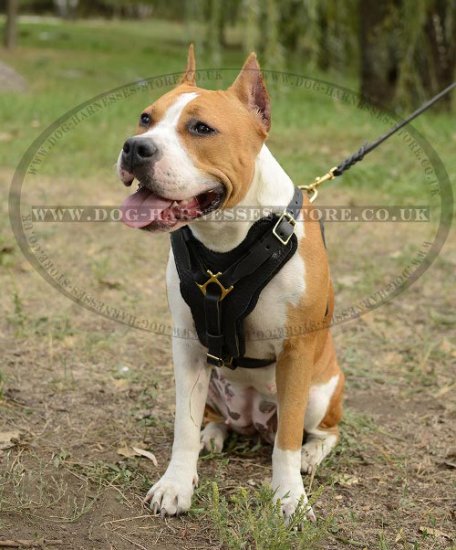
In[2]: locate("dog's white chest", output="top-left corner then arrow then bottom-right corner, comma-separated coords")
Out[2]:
242,237 -> 306,360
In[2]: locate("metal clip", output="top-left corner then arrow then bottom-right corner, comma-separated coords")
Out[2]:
196,270 -> 233,301
207,353 -> 234,368
299,166 -> 337,203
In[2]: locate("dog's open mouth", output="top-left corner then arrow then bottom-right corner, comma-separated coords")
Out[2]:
120,184 -> 224,230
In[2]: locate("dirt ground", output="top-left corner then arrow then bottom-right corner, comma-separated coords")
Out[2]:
1,168 -> 455,549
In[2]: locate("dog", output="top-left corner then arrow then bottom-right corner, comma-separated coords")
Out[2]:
117,46 -> 344,522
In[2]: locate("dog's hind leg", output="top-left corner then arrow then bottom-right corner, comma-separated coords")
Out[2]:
301,366 -> 344,474
199,382 -> 229,453
301,426 -> 339,474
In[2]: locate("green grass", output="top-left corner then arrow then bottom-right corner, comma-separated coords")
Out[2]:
193,482 -> 332,550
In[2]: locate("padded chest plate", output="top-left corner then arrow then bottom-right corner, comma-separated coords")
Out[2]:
170,188 -> 303,369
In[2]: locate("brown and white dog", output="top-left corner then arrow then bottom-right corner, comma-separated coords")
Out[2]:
117,46 -> 344,522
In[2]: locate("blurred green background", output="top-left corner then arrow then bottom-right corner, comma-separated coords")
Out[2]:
1,0 -> 455,201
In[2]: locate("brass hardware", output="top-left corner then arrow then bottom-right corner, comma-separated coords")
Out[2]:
196,270 -> 234,301
299,166 -> 338,203
272,210 -> 296,245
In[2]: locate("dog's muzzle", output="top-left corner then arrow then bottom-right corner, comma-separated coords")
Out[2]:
121,137 -> 159,173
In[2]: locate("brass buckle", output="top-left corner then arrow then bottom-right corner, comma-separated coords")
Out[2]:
207,353 -> 233,368
272,210 -> 296,245
196,270 -> 234,301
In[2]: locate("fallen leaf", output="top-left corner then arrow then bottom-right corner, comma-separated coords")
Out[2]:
0,430 -> 21,450
112,378 -> 129,392
116,445 -> 158,466
419,526 -> 452,540
334,473 -> 359,487
132,447 -> 158,466
433,383 -> 455,398
116,445 -> 138,458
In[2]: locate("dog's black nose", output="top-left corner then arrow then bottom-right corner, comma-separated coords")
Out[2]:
122,137 -> 158,169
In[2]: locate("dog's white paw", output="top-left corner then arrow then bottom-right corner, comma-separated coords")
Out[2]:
273,483 -> 316,525
272,448 -> 316,526
200,422 -> 228,453
144,471 -> 198,517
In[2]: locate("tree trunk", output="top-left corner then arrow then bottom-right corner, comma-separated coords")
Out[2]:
4,0 -> 18,50
359,0 -> 400,107
360,0 -> 455,110
207,0 -> 222,66
264,0 -> 284,71
242,0 -> 260,55
421,0 -> 456,109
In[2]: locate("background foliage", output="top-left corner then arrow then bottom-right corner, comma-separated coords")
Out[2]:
3,0 -> 455,109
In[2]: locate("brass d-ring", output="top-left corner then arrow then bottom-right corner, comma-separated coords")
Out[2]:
196,270 -> 234,301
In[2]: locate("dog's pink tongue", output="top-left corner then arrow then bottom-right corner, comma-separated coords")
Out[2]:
120,187 -> 172,228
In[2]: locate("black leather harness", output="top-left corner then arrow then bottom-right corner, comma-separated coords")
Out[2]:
170,187 -> 303,370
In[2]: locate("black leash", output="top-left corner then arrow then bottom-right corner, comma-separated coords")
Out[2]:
301,81 -> 456,201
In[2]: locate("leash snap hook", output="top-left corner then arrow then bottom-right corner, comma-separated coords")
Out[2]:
299,166 -> 338,203
207,353 -> 234,368
299,184 -> 318,203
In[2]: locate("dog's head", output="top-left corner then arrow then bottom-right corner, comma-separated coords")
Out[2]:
118,45 -> 270,231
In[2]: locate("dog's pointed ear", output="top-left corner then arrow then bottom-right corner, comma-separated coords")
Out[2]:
229,53 -> 270,132
180,44 -> 197,86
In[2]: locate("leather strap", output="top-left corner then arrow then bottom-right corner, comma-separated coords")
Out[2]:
219,190 -> 301,288
204,284 -> 225,366
171,187 -> 303,369
226,187 -> 301,284
232,356 -> 274,369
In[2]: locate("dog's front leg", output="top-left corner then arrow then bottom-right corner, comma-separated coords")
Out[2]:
272,339 -> 316,523
145,338 -> 210,516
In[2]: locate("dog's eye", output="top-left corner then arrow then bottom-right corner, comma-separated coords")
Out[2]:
139,113 -> 151,127
189,121 -> 216,136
